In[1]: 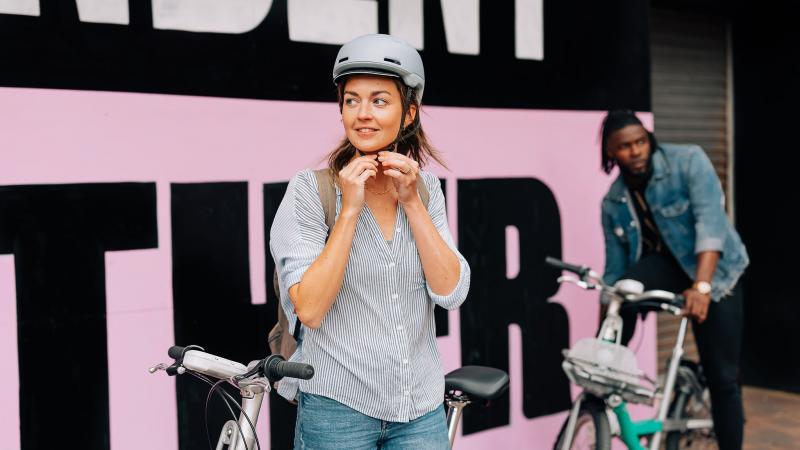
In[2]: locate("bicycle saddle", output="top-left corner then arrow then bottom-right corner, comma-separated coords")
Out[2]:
444,366 -> 509,401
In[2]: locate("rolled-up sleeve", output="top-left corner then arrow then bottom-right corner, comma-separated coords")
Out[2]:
269,170 -> 329,327
686,146 -> 728,255
420,172 -> 471,310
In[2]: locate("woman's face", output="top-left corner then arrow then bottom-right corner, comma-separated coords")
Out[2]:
341,75 -> 416,153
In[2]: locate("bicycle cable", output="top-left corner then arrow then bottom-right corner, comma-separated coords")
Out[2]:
189,371 -> 262,450
207,378 -> 252,450
633,313 -> 646,355
191,372 -> 249,450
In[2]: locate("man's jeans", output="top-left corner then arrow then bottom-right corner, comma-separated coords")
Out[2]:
294,392 -> 450,449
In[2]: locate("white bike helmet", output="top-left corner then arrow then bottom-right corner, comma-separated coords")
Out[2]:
332,34 -> 425,103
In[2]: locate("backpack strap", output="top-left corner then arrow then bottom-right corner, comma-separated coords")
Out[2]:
313,168 -> 337,232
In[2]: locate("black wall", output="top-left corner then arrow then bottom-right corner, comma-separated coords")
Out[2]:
733,0 -> 800,393
1,0 -> 649,110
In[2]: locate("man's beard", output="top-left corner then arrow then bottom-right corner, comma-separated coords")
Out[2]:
620,156 -> 654,188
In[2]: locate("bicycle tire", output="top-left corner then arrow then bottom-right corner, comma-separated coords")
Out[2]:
665,389 -> 717,450
553,400 -> 611,450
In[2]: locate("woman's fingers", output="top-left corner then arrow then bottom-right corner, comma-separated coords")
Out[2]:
340,155 -> 378,178
382,168 -> 405,179
341,158 -> 379,182
357,167 -> 377,183
378,152 -> 417,175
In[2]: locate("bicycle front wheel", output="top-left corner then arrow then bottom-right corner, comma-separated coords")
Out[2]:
553,401 -> 611,450
665,389 -> 717,450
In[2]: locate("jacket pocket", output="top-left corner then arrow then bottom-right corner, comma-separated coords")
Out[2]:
659,199 -> 690,218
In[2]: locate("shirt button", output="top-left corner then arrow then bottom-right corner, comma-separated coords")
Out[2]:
396,324 -> 404,331
388,262 -> 395,268
396,227 -> 401,233
391,293 -> 399,300
629,220 -> 637,228
403,390 -> 410,396
402,358 -> 409,364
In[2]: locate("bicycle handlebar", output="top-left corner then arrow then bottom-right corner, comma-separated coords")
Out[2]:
164,346 -> 314,382
546,256 -> 685,312
545,257 -> 590,278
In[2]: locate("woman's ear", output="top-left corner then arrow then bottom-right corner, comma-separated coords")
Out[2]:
404,104 -> 418,128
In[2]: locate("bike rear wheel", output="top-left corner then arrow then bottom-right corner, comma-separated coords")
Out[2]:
554,401 -> 611,450
665,389 -> 717,450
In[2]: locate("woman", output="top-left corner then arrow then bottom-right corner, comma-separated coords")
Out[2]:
270,34 -> 470,449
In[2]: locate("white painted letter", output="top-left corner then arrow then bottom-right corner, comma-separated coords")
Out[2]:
0,0 -> 39,16
152,0 -> 273,34
288,0 -> 377,45
389,0 -> 423,50
516,0 -> 544,60
440,0 -> 479,55
76,0 -> 129,25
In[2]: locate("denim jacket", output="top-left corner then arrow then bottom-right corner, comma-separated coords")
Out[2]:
601,144 -> 749,301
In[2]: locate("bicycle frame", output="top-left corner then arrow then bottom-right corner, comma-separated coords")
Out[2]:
445,393 -> 470,447
214,386 -> 267,450
558,275 -> 712,450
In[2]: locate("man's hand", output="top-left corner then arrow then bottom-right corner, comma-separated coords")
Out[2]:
682,288 -> 711,323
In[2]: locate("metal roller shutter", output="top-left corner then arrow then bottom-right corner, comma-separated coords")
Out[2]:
650,8 -> 733,371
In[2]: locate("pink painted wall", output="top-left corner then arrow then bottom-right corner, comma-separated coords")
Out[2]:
0,87 -> 655,449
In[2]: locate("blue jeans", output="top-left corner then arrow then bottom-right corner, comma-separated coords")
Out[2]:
293,392 -> 450,450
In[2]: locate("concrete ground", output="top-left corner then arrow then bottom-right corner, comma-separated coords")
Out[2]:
743,386 -> 800,449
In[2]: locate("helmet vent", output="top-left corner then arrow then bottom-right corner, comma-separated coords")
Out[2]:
338,57 -> 349,63
383,57 -> 401,66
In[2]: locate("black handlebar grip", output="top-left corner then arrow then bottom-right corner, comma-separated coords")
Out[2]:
263,355 -> 315,381
276,361 -> 315,380
168,346 -> 185,360
544,256 -> 587,275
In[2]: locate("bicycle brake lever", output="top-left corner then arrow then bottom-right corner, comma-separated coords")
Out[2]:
148,363 -> 171,374
148,362 -> 185,376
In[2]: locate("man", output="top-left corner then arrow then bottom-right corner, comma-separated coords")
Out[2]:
600,110 -> 749,449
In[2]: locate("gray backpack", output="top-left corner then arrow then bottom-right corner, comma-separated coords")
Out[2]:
268,169 -> 430,362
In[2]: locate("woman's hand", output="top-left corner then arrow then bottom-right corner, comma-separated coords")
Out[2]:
378,151 -> 422,205
339,154 -> 379,215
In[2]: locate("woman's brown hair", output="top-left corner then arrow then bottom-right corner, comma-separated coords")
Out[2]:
326,78 -> 447,178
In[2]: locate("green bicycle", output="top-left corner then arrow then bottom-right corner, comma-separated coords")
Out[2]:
547,257 -> 716,450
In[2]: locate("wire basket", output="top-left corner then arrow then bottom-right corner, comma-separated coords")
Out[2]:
562,338 -> 658,405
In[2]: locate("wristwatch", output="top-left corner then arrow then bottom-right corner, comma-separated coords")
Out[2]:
693,281 -> 712,296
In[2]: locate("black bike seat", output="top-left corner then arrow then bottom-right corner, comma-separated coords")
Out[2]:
444,366 -> 509,401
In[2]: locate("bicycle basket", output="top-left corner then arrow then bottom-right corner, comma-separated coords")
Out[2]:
562,338 -> 657,405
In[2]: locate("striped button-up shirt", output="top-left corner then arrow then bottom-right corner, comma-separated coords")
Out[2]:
269,168 -> 470,422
